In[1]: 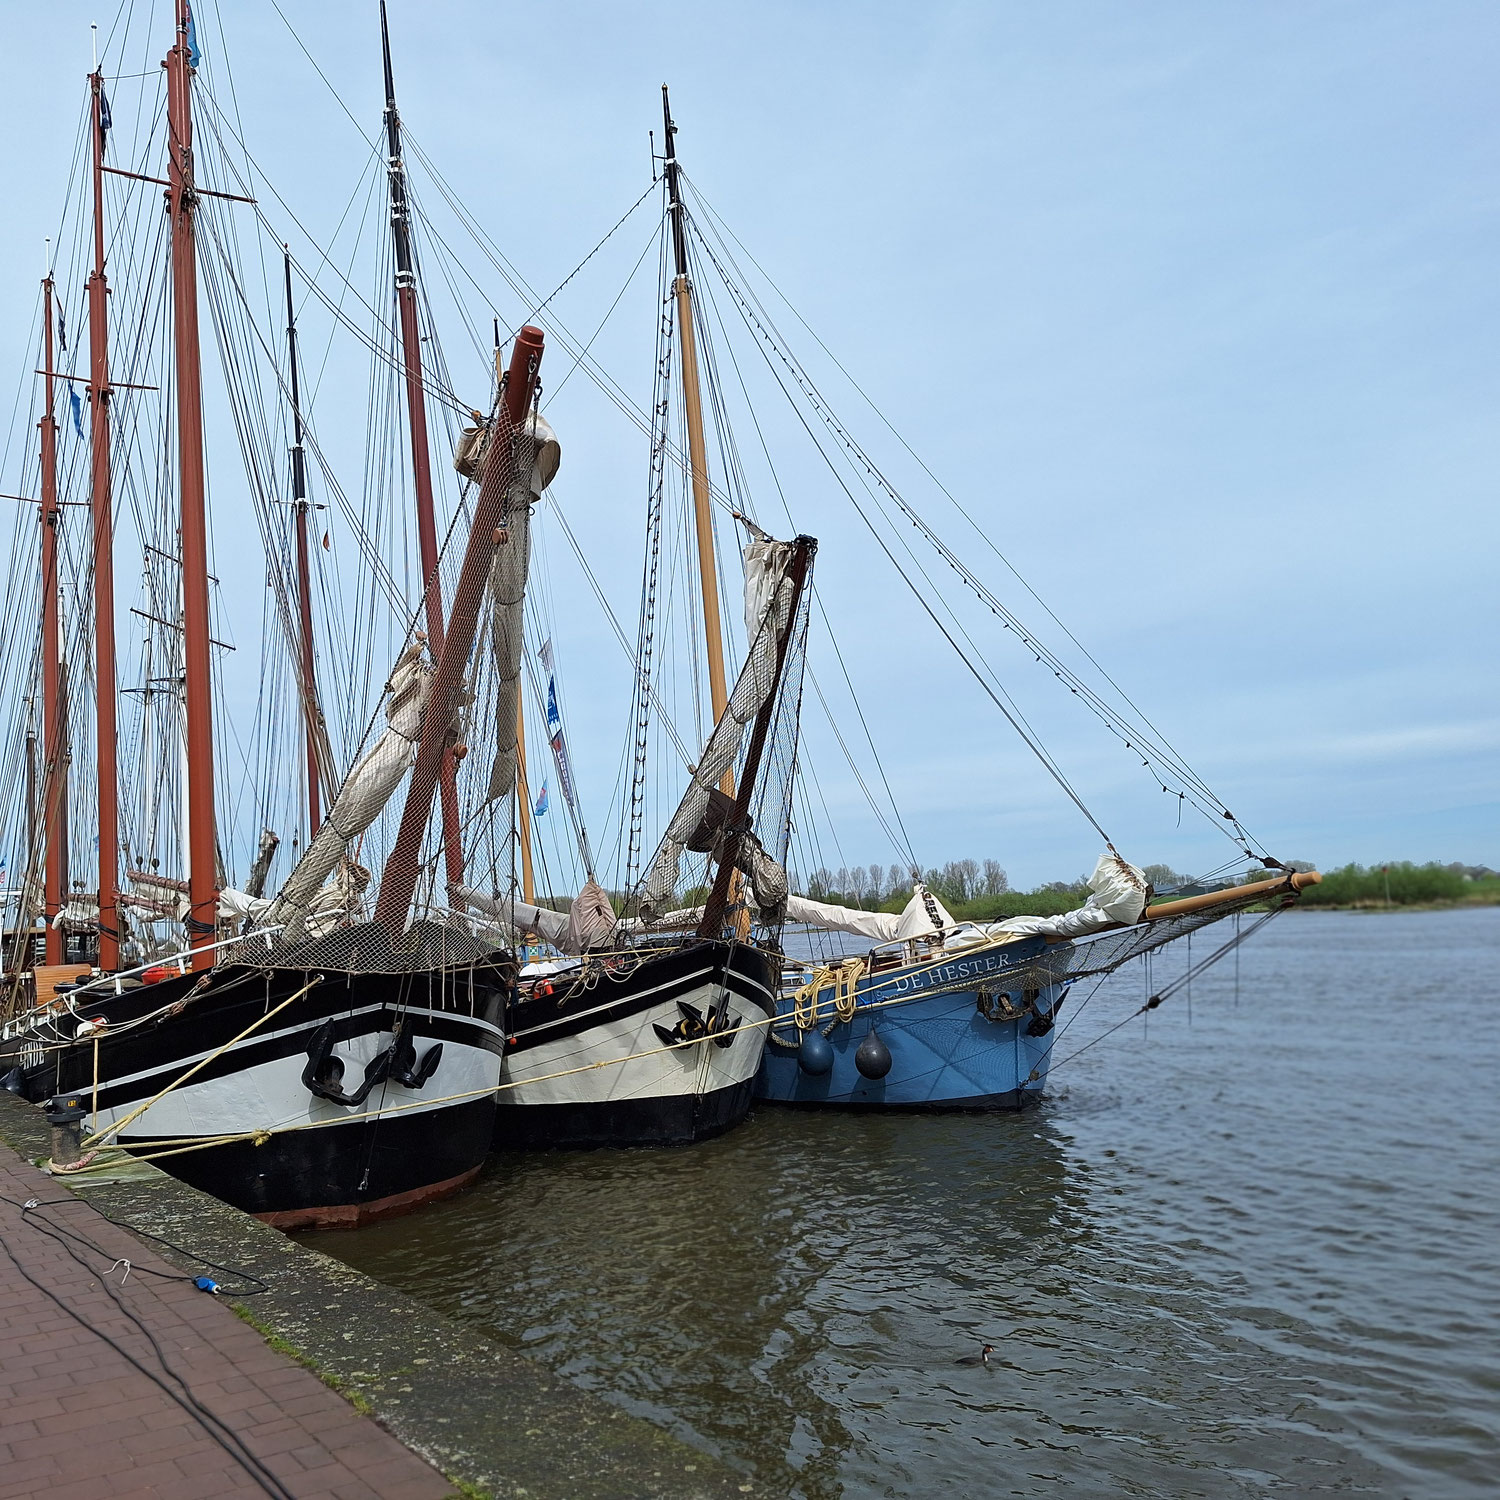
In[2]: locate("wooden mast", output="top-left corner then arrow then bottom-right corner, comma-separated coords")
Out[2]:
39,273 -> 65,967
494,339 -> 536,908
166,0 -> 218,968
88,68 -> 121,971
380,1 -> 464,903
661,88 -> 732,753
663,87 -> 751,936
375,329 -> 545,932
282,249 -> 321,834
516,696 -> 535,906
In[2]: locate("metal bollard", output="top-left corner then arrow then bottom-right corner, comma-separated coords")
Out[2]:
44,1094 -> 88,1167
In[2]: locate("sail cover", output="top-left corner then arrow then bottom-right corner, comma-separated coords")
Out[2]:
485,413 -> 561,802
458,876 -> 616,954
973,852 -> 1149,940
785,858 -> 1148,946
638,535 -> 797,918
784,883 -> 957,943
267,642 -> 431,942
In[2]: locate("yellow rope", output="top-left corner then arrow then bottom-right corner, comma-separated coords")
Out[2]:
91,937 -> 1038,1164
83,975 -> 324,1148
789,957 -> 865,1031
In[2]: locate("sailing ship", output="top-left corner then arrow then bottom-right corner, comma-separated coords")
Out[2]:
506,88 -> 1325,1120
0,3 -> 552,1226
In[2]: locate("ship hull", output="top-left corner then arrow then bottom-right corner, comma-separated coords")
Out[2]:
9,957 -> 505,1228
756,936 -> 1064,1109
494,940 -> 777,1150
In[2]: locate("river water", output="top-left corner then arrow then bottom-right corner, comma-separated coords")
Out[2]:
312,908 -> 1499,1497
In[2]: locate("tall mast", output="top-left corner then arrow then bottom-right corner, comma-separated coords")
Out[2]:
663,87 -> 749,936
88,67 -> 121,971
282,249 -> 321,834
515,696 -> 535,906
662,87 -> 731,741
166,0 -> 218,968
380,1 -> 464,901
39,273 -> 65,966
375,329 -> 545,932
495,337 -> 536,908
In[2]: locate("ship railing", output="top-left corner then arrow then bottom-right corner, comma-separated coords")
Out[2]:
0,925 -> 288,1042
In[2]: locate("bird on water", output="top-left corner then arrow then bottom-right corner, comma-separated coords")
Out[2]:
955,1343 -> 996,1366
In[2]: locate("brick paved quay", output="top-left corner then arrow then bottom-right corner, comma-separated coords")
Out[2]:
0,1138 -> 453,1500
0,1093 -> 752,1500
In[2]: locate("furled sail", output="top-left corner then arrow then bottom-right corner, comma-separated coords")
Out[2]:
267,641 -> 430,942
458,875 -> 616,954
973,852 -> 1148,940
485,413 -> 561,802
784,883 -> 957,943
221,859 -> 368,941
638,534 -> 797,918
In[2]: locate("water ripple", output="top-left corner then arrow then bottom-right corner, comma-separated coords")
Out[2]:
313,908 -> 1500,1497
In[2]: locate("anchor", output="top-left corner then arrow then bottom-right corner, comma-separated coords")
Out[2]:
652,996 -> 739,1051
301,1022 -> 442,1107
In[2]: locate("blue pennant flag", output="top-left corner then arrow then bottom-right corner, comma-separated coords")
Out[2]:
185,3 -> 202,67
56,307 -> 67,352
69,387 -> 85,440
533,783 -> 549,818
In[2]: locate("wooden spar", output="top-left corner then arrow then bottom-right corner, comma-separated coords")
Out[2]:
661,88 -> 732,761
39,275 -> 64,966
663,87 -> 751,937
493,339 -> 536,908
282,250 -> 321,833
697,536 -> 816,940
375,328 -> 546,932
166,0 -> 218,968
88,69 -> 121,971
1144,869 -> 1322,922
516,694 -> 535,906
380,1 -> 464,902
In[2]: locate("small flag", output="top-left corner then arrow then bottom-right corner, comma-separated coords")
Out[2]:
57,307 -> 68,352
185,3 -> 202,67
0,854 -> 8,890
538,638 -> 555,674
533,783 -> 548,818
99,87 -> 112,138
69,387 -> 85,440
546,677 -> 562,738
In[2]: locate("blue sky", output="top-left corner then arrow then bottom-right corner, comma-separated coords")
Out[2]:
1,0 -> 1495,891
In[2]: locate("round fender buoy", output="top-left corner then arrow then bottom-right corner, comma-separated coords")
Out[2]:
855,1029 -> 892,1080
798,1030 -> 834,1076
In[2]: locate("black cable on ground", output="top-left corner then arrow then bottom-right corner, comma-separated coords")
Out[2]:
0,1221 -> 295,1500
0,1192 -> 268,1296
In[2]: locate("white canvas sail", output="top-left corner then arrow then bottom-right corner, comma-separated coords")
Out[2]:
638,534 -> 797,917
485,413 -> 561,802
267,641 -> 430,942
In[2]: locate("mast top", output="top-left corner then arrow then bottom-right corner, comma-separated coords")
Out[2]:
661,85 -> 688,280
380,1 -> 414,280
380,0 -> 398,115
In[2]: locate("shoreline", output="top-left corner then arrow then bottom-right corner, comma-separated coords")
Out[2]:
0,1092 -> 753,1500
